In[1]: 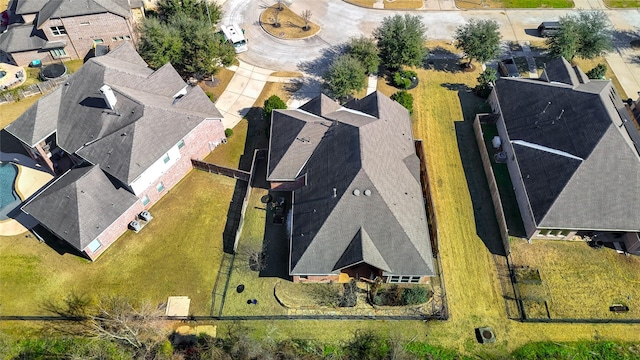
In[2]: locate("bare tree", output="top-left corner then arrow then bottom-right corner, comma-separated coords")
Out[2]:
87,296 -> 168,356
274,0 -> 284,11
240,245 -> 267,271
273,7 -> 281,28
300,9 -> 312,31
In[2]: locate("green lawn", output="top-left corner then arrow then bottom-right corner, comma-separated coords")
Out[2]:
456,0 -> 572,9
0,171 -> 235,316
604,0 -> 640,6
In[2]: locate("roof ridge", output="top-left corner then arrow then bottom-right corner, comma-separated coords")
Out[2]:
511,139 -> 583,161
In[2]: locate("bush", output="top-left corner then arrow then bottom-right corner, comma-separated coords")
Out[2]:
586,63 -> 607,79
224,128 -> 233,138
339,279 -> 358,307
401,286 -> 429,305
263,94 -> 287,118
393,70 -> 417,89
391,90 -> 414,115
205,91 -> 216,102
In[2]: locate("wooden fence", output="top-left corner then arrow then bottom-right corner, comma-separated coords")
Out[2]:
415,139 -> 449,320
0,75 -> 69,104
191,159 -> 250,181
472,115 -> 511,255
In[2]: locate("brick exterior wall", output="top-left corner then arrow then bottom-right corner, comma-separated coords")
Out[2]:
43,12 -> 136,60
84,200 -> 145,260
83,118 -> 224,260
269,176 -> 306,191
10,50 -> 53,67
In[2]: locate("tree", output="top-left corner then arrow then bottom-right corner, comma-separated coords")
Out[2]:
138,18 -> 183,69
138,0 -> 235,77
273,7 -> 281,27
373,14 -> 428,70
454,19 -> 501,67
586,63 -> 607,79
264,94 -> 287,118
274,0 -> 284,11
346,36 -> 380,75
300,9 -> 312,31
391,90 -> 414,115
547,10 -> 612,61
323,54 -> 367,100
475,67 -> 497,98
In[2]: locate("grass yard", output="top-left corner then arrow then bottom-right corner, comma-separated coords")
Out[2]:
0,95 -> 43,128
510,240 -> 640,319
199,68 -> 235,102
604,0 -> 640,6
259,4 -> 320,39
0,171 -> 235,316
456,0 -> 572,9
344,0 -> 431,8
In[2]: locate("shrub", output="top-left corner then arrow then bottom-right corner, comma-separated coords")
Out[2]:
401,286 -> 429,305
586,63 -> 607,79
392,70 -> 417,89
263,94 -> 287,118
205,91 -> 216,102
339,279 -> 358,307
224,128 -> 233,138
391,90 -> 414,115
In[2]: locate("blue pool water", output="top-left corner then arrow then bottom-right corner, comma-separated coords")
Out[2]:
0,162 -> 19,220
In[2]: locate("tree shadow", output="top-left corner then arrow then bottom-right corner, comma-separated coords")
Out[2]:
452,89 -> 508,256
613,29 -> 640,51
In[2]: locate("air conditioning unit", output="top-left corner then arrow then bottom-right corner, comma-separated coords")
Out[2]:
129,220 -> 141,232
139,211 -> 152,222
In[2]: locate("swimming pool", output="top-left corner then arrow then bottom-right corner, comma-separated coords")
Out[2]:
0,162 -> 21,220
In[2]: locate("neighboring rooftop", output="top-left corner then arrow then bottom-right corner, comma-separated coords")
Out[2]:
495,58 -> 640,231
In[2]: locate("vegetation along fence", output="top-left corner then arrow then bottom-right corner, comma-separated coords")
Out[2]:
0,75 -> 69,104
472,115 -> 511,255
415,140 -> 449,320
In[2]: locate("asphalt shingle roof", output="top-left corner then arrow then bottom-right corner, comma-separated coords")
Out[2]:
6,41 -> 223,185
495,57 -> 640,231
0,24 -> 47,52
22,165 -> 138,251
36,0 -> 131,28
269,92 -> 434,277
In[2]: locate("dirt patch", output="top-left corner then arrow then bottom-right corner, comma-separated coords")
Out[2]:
259,4 -> 320,39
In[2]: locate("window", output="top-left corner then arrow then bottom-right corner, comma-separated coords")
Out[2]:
560,229 -> 570,236
124,35 -> 131,40
93,39 -> 104,44
550,229 -> 560,236
156,182 -> 165,193
87,238 -> 102,252
111,37 -> 118,41
538,229 -> 550,236
141,195 -> 150,206
163,154 -> 170,164
50,26 -> 66,36
50,48 -> 67,58
177,139 -> 185,149
118,36 -> 124,40
388,275 -> 421,283
80,22 -> 90,26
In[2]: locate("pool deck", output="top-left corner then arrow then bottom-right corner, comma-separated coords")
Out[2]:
0,63 -> 26,90
0,165 -> 53,236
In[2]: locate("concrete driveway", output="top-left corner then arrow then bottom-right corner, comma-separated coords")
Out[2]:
221,0 -> 640,97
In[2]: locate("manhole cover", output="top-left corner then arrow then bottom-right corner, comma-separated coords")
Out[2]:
236,284 -> 245,293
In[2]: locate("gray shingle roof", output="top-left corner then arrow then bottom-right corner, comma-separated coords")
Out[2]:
0,24 -> 47,52
15,0 -> 49,15
495,61 -> 640,231
269,91 -> 434,277
5,41 -> 223,185
36,0 -> 131,28
22,165 -> 138,251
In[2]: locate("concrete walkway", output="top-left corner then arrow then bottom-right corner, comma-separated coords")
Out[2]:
215,61 -> 273,129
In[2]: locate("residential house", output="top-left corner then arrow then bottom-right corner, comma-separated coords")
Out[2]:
266,92 -> 435,283
486,57 -> 640,252
5,42 -> 225,259
0,0 -> 143,66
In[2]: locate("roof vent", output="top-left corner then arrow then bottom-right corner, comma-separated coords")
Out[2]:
99,84 -> 117,110
353,189 -> 360,196
173,86 -> 188,99
333,188 -> 337,198
364,189 -> 372,196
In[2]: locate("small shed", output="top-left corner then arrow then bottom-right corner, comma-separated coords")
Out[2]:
165,296 -> 191,316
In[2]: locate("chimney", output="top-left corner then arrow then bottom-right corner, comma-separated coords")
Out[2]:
100,85 -> 117,110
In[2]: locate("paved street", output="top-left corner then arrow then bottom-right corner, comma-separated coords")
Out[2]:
220,0 -> 640,98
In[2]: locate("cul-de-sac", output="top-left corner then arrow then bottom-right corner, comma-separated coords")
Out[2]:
1,0 -> 640,358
